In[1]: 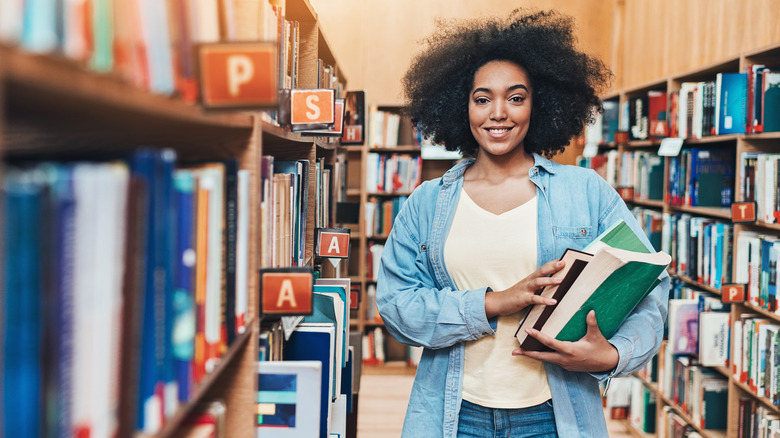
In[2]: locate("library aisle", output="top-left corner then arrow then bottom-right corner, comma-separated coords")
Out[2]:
357,372 -> 635,437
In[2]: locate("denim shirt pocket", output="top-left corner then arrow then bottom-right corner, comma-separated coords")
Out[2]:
553,225 -> 595,250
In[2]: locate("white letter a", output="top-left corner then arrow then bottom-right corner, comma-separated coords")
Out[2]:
276,279 -> 298,308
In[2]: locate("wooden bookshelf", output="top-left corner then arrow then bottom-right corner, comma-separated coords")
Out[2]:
586,40 -> 780,438
661,395 -> 728,438
0,0 -> 350,436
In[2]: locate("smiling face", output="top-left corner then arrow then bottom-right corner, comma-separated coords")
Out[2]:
468,60 -> 533,158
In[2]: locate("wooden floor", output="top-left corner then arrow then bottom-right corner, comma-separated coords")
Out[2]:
357,372 -> 636,437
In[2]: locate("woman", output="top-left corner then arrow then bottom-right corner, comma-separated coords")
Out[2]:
376,9 -> 669,437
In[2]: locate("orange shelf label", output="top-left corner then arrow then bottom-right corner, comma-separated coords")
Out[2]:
199,42 -> 277,108
291,89 -> 335,125
260,269 -> 313,315
316,227 -> 351,259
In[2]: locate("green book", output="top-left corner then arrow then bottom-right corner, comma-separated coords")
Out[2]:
517,220 -> 670,350
584,219 -> 650,254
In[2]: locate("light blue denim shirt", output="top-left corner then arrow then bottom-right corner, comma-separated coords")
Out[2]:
376,154 -> 670,437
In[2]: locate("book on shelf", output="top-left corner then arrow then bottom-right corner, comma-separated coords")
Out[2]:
629,376 -> 656,434
368,106 -> 403,148
0,151 -> 253,436
601,99 -> 620,143
515,220 -> 670,351
648,90 -> 668,140
629,93 -> 649,140
697,310 -> 731,368
273,160 -> 310,267
667,299 -> 699,356
342,91 -> 366,145
714,72 -> 747,135
256,360 -> 322,437
284,324 -> 336,438
667,148 -> 735,208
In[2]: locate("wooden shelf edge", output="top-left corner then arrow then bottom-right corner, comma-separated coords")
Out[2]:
137,322 -> 255,438
659,395 -> 728,438
2,45 -> 254,130
740,301 -> 780,325
731,375 -> 780,414
669,272 -> 723,295
667,205 -> 732,220
633,373 -> 659,393
627,198 -> 665,209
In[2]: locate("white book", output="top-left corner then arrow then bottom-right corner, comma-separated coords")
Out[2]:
256,360 -> 322,438
364,202 -> 376,237
313,292 -> 344,397
235,170 -> 250,334
366,153 -> 379,193
193,0 -> 220,42
698,312 -> 730,367
765,156 -> 777,223
72,163 -> 129,438
733,319 -> 743,380
316,278 -> 352,363
373,327 -> 385,363
0,0 -> 24,43
330,394 -> 348,437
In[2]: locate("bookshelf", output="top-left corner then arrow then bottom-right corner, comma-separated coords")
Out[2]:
0,0 -> 351,437
338,104 -> 458,371
582,41 -> 780,438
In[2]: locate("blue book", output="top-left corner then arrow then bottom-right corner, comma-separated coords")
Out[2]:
20,0 -> 58,52
715,72 -> 748,135
172,170 -> 196,402
304,293 -> 341,400
3,171 -> 44,438
159,151 -> 177,418
285,324 -> 336,438
41,164 -> 77,438
223,159 -> 239,346
341,347 -> 354,414
131,148 -> 178,431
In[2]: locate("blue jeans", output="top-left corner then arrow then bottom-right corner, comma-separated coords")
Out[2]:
457,399 -> 557,438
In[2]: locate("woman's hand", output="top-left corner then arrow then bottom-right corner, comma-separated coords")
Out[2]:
484,259 -> 565,319
512,310 -> 619,373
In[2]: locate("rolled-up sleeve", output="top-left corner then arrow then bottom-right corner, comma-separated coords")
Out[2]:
590,185 -> 669,381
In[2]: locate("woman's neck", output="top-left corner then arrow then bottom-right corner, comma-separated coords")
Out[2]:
466,148 -> 535,184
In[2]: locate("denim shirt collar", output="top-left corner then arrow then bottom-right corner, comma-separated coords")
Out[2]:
441,153 -> 558,186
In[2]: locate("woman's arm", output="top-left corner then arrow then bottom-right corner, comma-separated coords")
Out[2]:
377,203 -> 562,349
514,184 -> 669,376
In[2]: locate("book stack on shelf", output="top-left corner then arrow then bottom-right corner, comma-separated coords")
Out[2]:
0,0 -> 358,437
580,42 -> 780,438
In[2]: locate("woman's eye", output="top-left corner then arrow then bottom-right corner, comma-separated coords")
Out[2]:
474,97 -> 489,104
510,95 -> 526,103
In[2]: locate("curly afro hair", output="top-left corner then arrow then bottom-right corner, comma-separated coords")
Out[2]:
402,9 -> 612,158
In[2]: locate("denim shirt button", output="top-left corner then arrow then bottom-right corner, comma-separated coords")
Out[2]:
421,244 -> 427,251
580,228 -> 587,235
